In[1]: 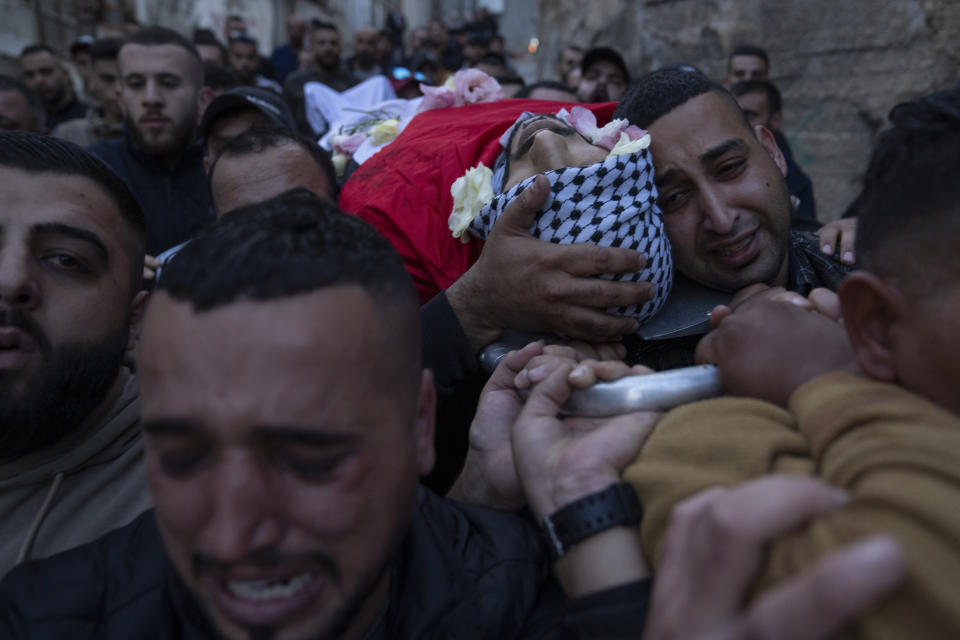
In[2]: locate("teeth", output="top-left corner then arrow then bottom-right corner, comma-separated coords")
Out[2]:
717,234 -> 752,257
227,572 -> 314,601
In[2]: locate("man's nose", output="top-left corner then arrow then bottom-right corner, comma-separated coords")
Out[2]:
142,80 -> 163,106
202,453 -> 284,562
699,186 -> 738,235
0,245 -> 41,310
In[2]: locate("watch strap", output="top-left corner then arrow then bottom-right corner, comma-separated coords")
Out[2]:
542,481 -> 643,560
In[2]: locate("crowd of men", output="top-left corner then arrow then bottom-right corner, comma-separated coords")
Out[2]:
0,8 -> 958,640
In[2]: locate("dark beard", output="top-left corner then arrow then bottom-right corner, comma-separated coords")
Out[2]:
0,308 -> 128,459
125,112 -> 198,159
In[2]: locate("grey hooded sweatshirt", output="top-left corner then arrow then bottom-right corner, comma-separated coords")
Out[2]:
0,366 -> 150,575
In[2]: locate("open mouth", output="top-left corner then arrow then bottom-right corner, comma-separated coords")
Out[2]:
716,233 -> 753,257
207,566 -> 328,627
226,571 -> 315,601
709,231 -> 759,267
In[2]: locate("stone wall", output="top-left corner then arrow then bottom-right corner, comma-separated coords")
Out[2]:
538,0 -> 960,220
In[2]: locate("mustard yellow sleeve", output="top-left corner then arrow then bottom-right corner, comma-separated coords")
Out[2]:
623,397 -> 809,566
759,372 -> 960,639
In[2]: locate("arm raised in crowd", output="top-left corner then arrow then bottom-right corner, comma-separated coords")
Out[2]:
446,175 -> 654,351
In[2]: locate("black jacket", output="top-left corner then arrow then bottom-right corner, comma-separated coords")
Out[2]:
0,489 -> 649,638
89,137 -> 214,256
774,130 -> 817,223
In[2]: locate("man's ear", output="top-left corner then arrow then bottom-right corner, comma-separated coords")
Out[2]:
198,86 -> 214,125
414,368 -> 437,477
838,272 -> 901,381
755,124 -> 787,178
126,289 -> 150,351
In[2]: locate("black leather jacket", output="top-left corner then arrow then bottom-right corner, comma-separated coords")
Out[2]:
0,489 -> 649,639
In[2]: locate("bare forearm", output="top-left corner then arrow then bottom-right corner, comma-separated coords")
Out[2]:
555,526 -> 649,597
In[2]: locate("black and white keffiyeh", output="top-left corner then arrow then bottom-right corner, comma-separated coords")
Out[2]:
470,149 -> 673,325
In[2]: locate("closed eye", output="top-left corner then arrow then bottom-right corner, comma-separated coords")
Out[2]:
715,159 -> 746,179
42,252 -> 90,274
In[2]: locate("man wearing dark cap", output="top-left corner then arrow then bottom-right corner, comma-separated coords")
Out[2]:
149,88 -> 299,274
198,86 -> 296,169
576,46 -> 630,103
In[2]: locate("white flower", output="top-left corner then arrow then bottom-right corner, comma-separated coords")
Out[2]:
449,164 -> 494,242
607,131 -> 652,157
332,152 -> 349,177
370,118 -> 400,146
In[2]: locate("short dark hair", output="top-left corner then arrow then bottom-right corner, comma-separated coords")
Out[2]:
122,26 -> 203,86
852,87 -> 960,291
19,43 -> 59,59
158,188 -> 418,343
729,44 -> 769,68
614,66 -> 750,129
311,20 -> 339,33
0,132 -> 146,290
208,126 -> 338,209
228,33 -> 258,49
193,28 -> 228,64
477,52 -> 507,68
90,38 -> 123,62
730,79 -> 782,114
0,75 -> 46,131
202,61 -> 237,90
513,80 -> 569,98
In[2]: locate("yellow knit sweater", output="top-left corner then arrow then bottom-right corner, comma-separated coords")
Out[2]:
624,372 -> 960,639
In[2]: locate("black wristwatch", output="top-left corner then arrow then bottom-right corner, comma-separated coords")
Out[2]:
542,482 -> 643,560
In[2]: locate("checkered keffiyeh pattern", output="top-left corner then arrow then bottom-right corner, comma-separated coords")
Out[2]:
471,149 -> 673,324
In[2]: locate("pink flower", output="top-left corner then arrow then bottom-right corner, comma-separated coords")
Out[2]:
624,125 -> 648,141
453,69 -> 504,105
418,84 -> 457,112
565,105 -> 638,151
332,132 -> 368,156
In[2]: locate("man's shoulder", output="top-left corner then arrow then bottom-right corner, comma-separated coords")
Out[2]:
87,137 -> 131,167
0,511 -> 167,638
384,489 -> 556,638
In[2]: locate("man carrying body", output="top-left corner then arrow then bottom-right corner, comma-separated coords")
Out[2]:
283,21 -> 360,137
19,44 -> 88,130
89,27 -> 214,258
0,132 -> 149,573
0,190 -> 659,637
0,189 -> 900,638
611,67 -> 850,367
